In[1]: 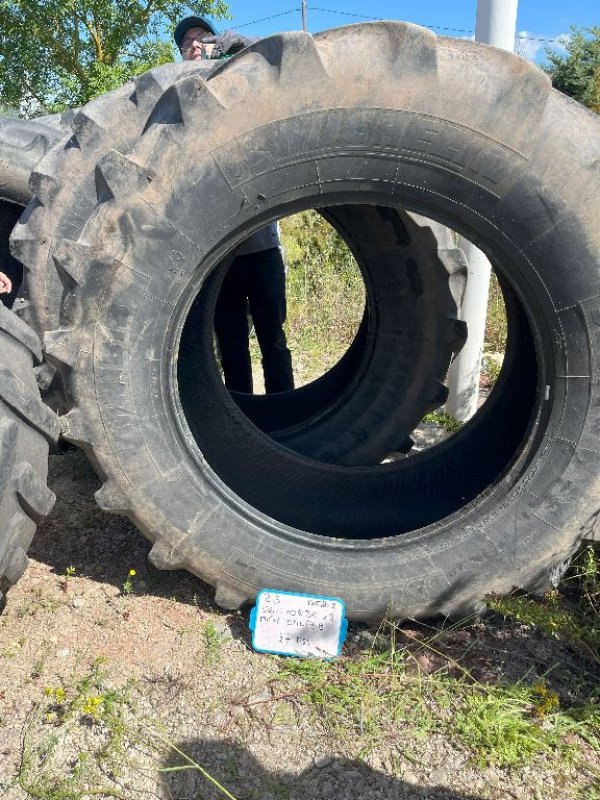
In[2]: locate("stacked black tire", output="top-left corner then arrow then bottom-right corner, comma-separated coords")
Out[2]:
5,22 -> 600,621
0,118 -> 64,608
0,306 -> 59,609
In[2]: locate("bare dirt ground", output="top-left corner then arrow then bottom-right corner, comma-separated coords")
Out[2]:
1,445 -> 599,800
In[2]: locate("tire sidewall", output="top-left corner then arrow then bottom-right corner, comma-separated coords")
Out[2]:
76,90 -> 600,618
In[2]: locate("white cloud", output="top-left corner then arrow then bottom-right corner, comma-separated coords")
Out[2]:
514,30 -> 570,63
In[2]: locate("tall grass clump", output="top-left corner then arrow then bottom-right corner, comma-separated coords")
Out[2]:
248,213 -> 510,391
269,210 -> 365,387
484,271 -> 507,354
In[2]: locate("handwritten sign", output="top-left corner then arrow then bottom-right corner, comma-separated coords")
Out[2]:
249,589 -> 348,658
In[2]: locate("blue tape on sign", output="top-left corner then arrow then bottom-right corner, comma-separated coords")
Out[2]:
249,589 -> 348,658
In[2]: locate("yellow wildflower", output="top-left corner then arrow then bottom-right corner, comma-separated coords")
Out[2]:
81,695 -> 103,718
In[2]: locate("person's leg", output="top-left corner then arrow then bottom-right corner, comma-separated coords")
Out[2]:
214,259 -> 253,393
247,248 -> 294,394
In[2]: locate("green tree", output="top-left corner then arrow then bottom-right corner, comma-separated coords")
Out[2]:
544,26 -> 600,113
0,1 -> 230,114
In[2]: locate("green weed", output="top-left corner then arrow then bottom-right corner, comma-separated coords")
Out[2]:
121,568 -> 136,597
19,660 -> 133,797
490,544 -> 600,664
485,271 -> 507,353
154,728 -> 239,799
422,411 -> 463,432
279,645 -> 440,754
276,612 -> 600,772
202,620 -> 226,665
482,351 -> 503,384
60,566 -> 76,594
452,685 -> 562,768
19,661 -> 238,800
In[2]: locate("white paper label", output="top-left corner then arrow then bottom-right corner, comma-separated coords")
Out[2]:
250,589 -> 348,658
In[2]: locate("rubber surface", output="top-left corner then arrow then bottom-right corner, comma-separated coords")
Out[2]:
0,201 -> 26,308
0,116 -> 66,307
0,120 -> 62,607
199,205 -> 467,464
0,304 -> 59,609
14,62 -> 467,465
18,23 -> 600,620
0,116 -> 64,206
10,62 -> 216,336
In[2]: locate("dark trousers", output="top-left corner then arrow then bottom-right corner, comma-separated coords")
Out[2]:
214,247 -> 294,394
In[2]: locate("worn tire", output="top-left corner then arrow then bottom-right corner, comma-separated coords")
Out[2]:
14,63 -> 466,465
21,23 -> 600,620
206,204 -> 467,464
0,116 -> 65,207
10,62 -> 217,336
0,116 -> 66,308
0,121 -> 62,606
0,305 -> 59,609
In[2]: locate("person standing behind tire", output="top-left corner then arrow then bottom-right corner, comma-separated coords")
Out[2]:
174,17 -> 295,394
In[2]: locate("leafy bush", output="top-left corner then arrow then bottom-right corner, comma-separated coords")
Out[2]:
544,27 -> 600,114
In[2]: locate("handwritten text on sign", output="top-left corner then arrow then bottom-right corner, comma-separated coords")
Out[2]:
249,590 -> 348,658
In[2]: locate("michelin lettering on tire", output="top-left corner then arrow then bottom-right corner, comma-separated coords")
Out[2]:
27,23 -> 600,620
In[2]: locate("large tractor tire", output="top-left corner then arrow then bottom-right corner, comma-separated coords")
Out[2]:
14,62 -> 467,465
0,116 -> 65,207
21,22 -> 600,621
203,204 -> 467,464
10,63 -> 215,336
0,117 -> 66,307
0,120 -> 62,610
0,305 -> 60,610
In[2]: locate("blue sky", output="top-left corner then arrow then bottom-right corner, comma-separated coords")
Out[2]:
203,0 -> 598,63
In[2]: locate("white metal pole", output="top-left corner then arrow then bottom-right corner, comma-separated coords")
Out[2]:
475,0 -> 519,50
302,0 -> 307,31
444,241 -> 493,421
444,0 -> 518,422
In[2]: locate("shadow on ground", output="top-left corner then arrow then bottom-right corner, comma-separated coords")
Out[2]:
159,738 -> 488,800
30,448 -> 600,711
30,448 -> 214,605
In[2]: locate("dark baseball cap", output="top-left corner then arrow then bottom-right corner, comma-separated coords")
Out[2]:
174,16 -> 218,49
